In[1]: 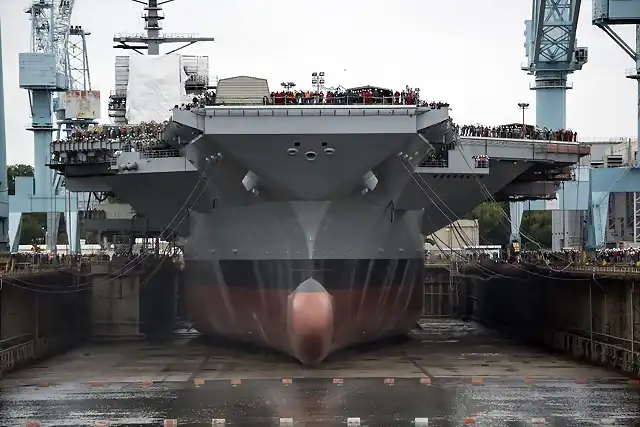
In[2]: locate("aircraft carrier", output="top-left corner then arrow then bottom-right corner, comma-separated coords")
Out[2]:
50,3 -> 589,365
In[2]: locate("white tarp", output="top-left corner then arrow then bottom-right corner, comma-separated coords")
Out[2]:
126,55 -> 187,124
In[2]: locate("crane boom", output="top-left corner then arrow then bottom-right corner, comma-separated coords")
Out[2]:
53,0 -> 75,79
24,0 -> 75,84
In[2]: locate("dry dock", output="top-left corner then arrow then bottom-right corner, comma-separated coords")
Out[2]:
1,319 -> 639,426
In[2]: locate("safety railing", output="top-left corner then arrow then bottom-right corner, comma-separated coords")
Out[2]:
529,80 -> 574,90
0,334 -> 33,349
0,263 -> 71,277
460,137 -> 590,156
0,335 -> 64,378
579,136 -> 637,143
459,132 -> 578,143
558,264 -> 640,275
474,157 -> 489,168
543,328 -> 639,375
197,106 -> 422,117
186,94 -> 447,108
113,32 -> 205,40
420,160 -> 448,168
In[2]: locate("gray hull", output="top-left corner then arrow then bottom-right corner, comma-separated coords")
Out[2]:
184,201 -> 425,364
177,107 -> 444,364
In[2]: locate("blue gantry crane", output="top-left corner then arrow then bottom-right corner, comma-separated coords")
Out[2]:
0,19 -> 11,252
10,0 -> 86,253
510,0 -> 588,249
586,0 -> 640,248
524,0 -> 588,129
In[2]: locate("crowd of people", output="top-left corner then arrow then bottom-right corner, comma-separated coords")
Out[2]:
428,246 -> 640,269
174,86 -> 451,109
458,124 -> 578,142
54,122 -> 169,151
517,248 -> 640,267
4,251 -> 176,274
265,87 -> 428,106
177,91 -> 217,110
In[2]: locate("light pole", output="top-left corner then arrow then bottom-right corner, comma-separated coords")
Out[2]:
311,71 -> 325,92
518,102 -> 530,138
280,81 -> 296,92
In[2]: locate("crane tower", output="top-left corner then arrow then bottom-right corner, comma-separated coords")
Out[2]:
510,0 -> 588,249
586,0 -> 640,248
0,20 -> 10,252
11,0 -> 96,253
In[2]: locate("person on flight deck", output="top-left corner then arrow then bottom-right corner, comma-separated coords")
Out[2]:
406,90 -> 413,105
400,90 -> 407,104
394,91 -> 400,104
305,91 -> 311,104
326,91 -> 333,104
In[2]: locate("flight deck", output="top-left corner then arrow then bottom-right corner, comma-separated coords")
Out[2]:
1,319 -> 639,426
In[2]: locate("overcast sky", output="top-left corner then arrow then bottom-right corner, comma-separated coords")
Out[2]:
0,0 -> 636,166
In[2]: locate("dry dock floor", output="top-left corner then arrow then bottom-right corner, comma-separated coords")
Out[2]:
1,319 -> 639,426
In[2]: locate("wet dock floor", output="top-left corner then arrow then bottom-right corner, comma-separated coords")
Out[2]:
1,319 -> 639,426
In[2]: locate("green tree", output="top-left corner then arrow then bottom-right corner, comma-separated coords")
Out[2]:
466,202 -> 511,245
520,211 -> 552,249
465,201 -> 552,249
7,164 -> 34,195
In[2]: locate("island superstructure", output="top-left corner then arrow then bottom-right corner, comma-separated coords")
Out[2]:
49,1 -> 589,365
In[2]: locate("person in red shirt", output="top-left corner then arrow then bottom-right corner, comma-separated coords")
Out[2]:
407,91 -> 413,105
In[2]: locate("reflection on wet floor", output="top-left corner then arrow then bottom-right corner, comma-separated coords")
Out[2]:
1,319 -> 639,426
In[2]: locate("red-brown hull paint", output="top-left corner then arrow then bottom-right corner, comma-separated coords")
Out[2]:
185,284 -> 424,364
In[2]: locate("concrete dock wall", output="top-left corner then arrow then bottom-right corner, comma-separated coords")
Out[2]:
423,267 -> 453,318
0,271 -> 90,376
464,267 -> 639,376
0,257 -> 181,376
88,258 -> 179,341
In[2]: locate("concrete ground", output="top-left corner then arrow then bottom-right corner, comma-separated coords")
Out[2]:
1,319 -> 639,426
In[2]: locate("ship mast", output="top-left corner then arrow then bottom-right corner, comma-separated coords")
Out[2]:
113,0 -> 215,56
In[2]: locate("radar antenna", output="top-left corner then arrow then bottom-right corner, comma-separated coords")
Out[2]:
113,0 -> 215,56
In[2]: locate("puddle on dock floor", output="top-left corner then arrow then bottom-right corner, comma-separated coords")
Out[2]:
1,320 -> 639,426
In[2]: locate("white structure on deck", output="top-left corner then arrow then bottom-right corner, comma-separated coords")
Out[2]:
215,76 -> 269,105
425,219 -> 480,252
